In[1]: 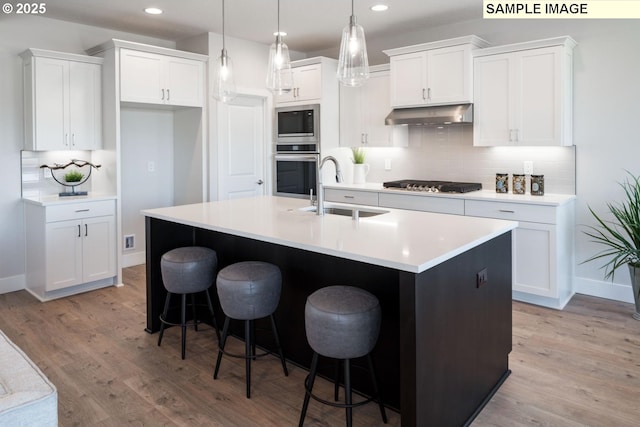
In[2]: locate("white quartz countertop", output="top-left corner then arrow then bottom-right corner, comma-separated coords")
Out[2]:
142,196 -> 517,274
23,193 -> 117,206
323,183 -> 576,206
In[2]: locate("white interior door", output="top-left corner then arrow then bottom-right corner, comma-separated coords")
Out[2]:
217,95 -> 267,200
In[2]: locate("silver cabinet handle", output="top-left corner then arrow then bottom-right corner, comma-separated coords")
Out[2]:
498,209 -> 515,213
77,224 -> 81,237
167,89 -> 170,101
161,88 -> 165,100
75,209 -> 90,212
422,88 -> 426,100
71,133 -> 75,146
343,195 -> 355,199
85,224 -> 88,237
427,88 -> 431,101
65,133 -> 69,146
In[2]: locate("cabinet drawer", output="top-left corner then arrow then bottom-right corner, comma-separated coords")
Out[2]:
46,200 -> 115,223
324,189 -> 379,206
465,200 -> 556,224
379,193 -> 464,215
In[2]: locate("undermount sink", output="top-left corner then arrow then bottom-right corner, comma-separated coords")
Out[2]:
299,204 -> 389,218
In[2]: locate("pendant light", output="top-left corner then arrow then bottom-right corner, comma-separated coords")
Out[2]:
336,0 -> 369,87
213,0 -> 236,102
266,0 -> 293,94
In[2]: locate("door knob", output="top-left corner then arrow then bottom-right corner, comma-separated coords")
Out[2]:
257,179 -> 264,185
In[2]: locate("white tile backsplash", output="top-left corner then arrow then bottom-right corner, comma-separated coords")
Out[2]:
357,126 -> 576,195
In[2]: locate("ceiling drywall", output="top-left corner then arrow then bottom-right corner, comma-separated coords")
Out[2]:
41,0 -> 481,52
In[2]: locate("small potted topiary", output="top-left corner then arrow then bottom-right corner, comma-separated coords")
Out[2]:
63,170 -> 84,183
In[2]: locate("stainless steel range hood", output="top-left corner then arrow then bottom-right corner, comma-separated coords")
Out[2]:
385,103 -> 473,126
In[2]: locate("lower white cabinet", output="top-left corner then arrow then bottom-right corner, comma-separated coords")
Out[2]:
25,199 -> 116,300
323,188 -> 379,206
378,193 -> 464,215
465,199 -> 575,309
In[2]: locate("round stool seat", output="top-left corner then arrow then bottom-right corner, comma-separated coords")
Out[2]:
305,285 -> 381,360
217,261 -> 282,320
161,247 -> 217,294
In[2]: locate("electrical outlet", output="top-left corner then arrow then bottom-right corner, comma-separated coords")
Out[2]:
523,161 -> 534,175
476,268 -> 488,288
147,161 -> 155,172
384,159 -> 392,171
124,234 -> 135,250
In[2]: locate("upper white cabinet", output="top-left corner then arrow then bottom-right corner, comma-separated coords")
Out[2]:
340,65 -> 408,147
275,63 -> 323,104
473,37 -> 576,146
120,48 -> 204,107
384,36 -> 489,108
21,49 -> 103,151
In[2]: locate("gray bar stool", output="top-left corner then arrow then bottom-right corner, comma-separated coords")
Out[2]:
158,246 -> 220,360
214,261 -> 289,398
299,285 -> 387,427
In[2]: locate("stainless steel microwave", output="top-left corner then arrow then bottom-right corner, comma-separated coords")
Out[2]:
275,104 -> 320,145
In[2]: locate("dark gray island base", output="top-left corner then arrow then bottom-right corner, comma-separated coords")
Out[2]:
145,216 -> 512,426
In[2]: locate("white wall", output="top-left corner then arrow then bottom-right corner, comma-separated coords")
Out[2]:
0,14 -> 174,291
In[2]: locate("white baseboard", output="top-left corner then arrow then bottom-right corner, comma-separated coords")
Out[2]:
0,274 -> 25,294
122,250 -> 145,268
574,276 -> 634,304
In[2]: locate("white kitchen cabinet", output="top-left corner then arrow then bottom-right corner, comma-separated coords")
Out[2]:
25,199 -> 117,300
340,65 -> 408,147
473,37 -> 576,146
465,198 -> 575,309
384,36 -> 489,108
120,48 -> 204,107
275,63 -> 322,104
21,49 -> 103,151
324,188 -> 379,206
378,192 -> 464,215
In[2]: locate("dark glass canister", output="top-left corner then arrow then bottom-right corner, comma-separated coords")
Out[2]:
496,173 -> 508,193
531,174 -> 545,195
512,174 -> 525,194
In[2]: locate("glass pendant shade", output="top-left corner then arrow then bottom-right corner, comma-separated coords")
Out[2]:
337,15 -> 369,87
266,34 -> 293,94
213,48 -> 237,102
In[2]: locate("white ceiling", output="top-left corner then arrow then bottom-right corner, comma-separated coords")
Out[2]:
43,0 -> 481,53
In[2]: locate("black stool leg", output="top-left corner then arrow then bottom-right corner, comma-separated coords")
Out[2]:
269,314 -> 288,376
245,320 -> 252,398
334,359 -> 340,401
214,316 -> 230,379
367,354 -> 388,423
344,359 -> 352,427
157,292 -> 171,346
251,320 -> 257,360
298,352 -> 319,427
180,294 -> 187,359
191,293 -> 198,331
204,288 -> 221,342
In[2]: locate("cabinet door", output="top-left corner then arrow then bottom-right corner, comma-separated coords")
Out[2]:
69,61 -> 102,150
120,49 -> 163,104
389,52 -> 426,107
513,222 -> 557,297
363,70 -> 400,146
46,220 -> 82,291
165,56 -> 204,107
82,215 -> 116,283
473,53 -> 515,146
295,64 -> 322,101
339,84 -> 364,146
517,47 -> 561,146
33,57 -> 68,150
427,45 -> 472,104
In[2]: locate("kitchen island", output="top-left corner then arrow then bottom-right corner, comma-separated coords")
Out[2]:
142,196 -> 517,426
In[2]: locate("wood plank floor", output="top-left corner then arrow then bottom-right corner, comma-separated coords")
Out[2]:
0,264 -> 638,426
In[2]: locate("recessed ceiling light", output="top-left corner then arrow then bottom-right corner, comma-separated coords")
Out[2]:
144,7 -> 163,15
370,4 -> 389,12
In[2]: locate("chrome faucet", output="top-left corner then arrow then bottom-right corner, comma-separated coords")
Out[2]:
316,156 -> 343,216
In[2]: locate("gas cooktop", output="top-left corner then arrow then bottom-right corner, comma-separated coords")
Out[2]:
383,179 -> 482,193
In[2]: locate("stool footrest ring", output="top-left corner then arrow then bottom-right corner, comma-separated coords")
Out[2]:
303,374 -> 375,409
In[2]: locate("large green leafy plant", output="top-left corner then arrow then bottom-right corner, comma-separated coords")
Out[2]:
583,172 -> 640,279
